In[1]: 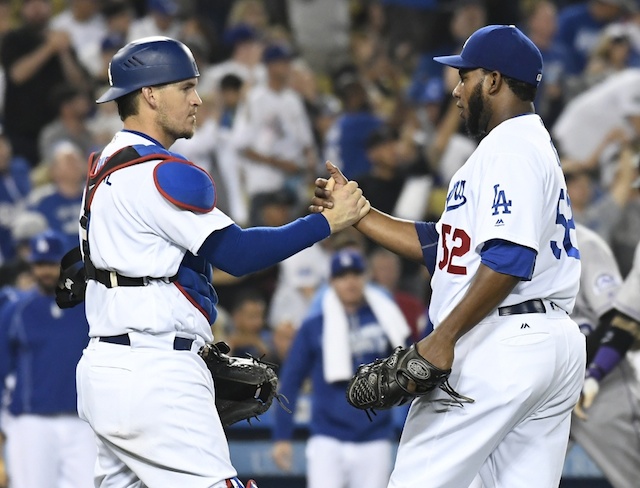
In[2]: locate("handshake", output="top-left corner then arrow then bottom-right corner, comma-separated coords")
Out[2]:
311,161 -> 370,233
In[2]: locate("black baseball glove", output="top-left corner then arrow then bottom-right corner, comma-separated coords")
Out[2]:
346,344 -> 473,416
199,342 -> 281,427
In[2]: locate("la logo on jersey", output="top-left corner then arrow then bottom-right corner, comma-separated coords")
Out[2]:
491,184 -> 512,216
445,180 -> 467,211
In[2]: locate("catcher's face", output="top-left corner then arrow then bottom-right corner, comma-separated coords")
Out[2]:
153,78 -> 202,141
332,272 -> 366,309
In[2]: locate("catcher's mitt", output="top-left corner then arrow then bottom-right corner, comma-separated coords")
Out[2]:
346,344 -> 473,416
199,342 -> 281,427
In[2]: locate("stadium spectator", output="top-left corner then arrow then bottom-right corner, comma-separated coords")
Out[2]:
564,140 -> 637,243
0,230 -> 95,488
407,0 -> 487,106
0,133 -> 31,265
127,0 -> 183,43
523,0 -> 572,127
233,43 -> 316,217
0,0 -> 89,166
324,76 -> 383,179
0,211 -> 47,289
50,0 -> 107,78
226,288 -> 273,360
38,83 -> 97,161
286,0 -> 351,75
198,23 -> 265,98
552,67 -> 640,183
27,141 -> 86,251
268,241 -> 330,330
555,0 -> 636,75
92,1 -> 133,87
271,248 -> 410,488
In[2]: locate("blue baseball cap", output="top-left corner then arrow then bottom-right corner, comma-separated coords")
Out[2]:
417,77 -> 445,105
331,249 -> 366,277
29,230 -> 68,264
224,24 -> 258,47
262,43 -> 294,64
433,25 -> 543,87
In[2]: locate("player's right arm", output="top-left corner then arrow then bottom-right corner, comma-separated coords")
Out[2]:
311,162 -> 427,264
354,208 -> 425,263
198,179 -> 369,277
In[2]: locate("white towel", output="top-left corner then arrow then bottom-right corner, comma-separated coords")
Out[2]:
322,284 -> 411,383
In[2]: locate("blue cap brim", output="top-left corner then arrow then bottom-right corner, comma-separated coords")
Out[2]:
433,54 -> 479,70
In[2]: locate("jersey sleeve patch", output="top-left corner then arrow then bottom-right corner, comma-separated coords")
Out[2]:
153,161 -> 216,213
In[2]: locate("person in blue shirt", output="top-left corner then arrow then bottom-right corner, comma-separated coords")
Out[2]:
324,77 -> 383,180
0,132 -> 31,265
27,141 -> 86,252
555,0 -> 633,75
271,248 -> 410,488
0,230 -> 95,488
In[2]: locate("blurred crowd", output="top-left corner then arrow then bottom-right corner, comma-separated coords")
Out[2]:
0,0 -> 640,476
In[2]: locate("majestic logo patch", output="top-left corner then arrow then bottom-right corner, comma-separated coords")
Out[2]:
491,184 -> 512,215
495,218 -> 505,226
445,180 -> 467,211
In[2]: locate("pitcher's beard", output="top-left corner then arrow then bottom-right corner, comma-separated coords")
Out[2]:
465,83 -> 492,142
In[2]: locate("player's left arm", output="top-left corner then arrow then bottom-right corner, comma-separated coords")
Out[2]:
415,263 -> 522,369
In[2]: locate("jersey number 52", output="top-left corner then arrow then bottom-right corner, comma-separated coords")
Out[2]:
438,224 -> 470,275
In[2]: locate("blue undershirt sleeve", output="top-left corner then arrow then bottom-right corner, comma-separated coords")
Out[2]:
415,221 -> 438,275
198,213 -> 331,276
480,239 -> 537,281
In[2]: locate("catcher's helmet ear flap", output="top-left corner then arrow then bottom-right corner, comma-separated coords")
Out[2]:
96,36 -> 200,104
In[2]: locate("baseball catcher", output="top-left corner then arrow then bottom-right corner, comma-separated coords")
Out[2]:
346,344 -> 473,416
198,341 -> 281,426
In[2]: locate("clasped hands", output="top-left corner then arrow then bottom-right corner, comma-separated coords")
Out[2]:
312,161 -> 370,232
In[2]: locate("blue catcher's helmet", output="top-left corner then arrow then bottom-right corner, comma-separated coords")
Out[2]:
97,36 -> 200,104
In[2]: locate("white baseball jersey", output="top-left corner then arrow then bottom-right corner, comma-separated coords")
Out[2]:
430,114 -> 581,326
232,84 -> 313,196
82,130 -> 234,342
552,69 -> 640,162
572,224 -> 622,330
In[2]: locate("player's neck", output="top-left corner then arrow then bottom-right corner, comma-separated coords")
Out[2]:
487,101 -> 535,133
123,119 -> 173,149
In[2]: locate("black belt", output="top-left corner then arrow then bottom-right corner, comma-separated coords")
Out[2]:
85,260 -> 178,288
89,268 -> 178,288
498,299 -> 546,316
98,334 -> 194,351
